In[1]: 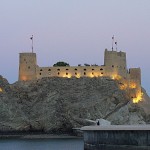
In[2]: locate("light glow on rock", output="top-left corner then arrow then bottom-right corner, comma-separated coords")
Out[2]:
119,83 -> 128,90
133,92 -> 143,103
129,83 -> 137,89
0,88 -> 2,92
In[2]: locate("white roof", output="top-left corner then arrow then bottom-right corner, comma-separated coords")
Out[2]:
81,125 -> 150,131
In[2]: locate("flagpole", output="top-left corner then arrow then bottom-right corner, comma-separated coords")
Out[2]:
112,35 -> 114,51
115,41 -> 117,51
30,35 -> 33,53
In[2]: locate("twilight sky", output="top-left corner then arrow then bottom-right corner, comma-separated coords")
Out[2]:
0,0 -> 150,95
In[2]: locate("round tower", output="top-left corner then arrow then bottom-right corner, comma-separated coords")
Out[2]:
19,53 -> 37,81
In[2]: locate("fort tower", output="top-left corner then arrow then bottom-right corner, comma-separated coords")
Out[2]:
19,53 -> 37,81
104,49 -> 127,78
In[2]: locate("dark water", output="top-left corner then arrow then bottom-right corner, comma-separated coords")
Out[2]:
0,138 -> 84,150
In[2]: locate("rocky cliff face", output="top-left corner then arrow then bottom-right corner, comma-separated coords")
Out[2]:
0,75 -> 150,133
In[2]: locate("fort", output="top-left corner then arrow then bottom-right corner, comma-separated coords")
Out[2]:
18,49 -> 142,103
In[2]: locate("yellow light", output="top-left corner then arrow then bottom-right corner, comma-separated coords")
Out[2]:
111,74 -> 121,80
99,74 -> 103,77
21,76 -> 27,81
129,83 -> 136,89
67,74 -> 71,78
76,74 -> 81,78
63,74 -> 72,78
0,88 -> 2,92
111,75 -> 115,79
119,84 -> 128,90
89,74 -> 94,78
133,92 -> 143,103
88,73 -> 100,78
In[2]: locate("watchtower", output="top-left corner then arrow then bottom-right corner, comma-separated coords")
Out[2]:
19,53 -> 37,81
104,49 -> 127,78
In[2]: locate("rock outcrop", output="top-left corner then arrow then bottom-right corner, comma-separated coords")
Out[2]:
0,75 -> 150,133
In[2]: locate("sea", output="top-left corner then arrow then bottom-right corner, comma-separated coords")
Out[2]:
0,138 -> 84,150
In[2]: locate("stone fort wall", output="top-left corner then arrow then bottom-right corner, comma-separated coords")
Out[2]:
18,49 -> 142,101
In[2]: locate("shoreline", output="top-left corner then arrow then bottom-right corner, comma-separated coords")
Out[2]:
0,133 -> 83,139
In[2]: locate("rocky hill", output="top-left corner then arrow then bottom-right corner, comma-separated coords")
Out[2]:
0,75 -> 150,134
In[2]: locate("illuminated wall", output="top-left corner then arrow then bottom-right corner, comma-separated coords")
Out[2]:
104,49 -> 127,78
36,66 -> 106,79
18,49 -> 142,102
19,53 -> 37,81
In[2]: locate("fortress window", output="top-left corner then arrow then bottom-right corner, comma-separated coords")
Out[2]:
39,73 -> 41,75
92,69 -> 94,71
75,68 -> 77,71
112,65 -> 114,68
101,72 -> 103,75
66,73 -> 68,75
58,72 -> 60,75
66,69 -> 69,71
92,72 -> 94,75
57,69 -> 60,71
75,72 -> 77,75
28,66 -> 30,69
100,68 -> 103,70
48,69 -> 51,71
84,69 -> 86,71
84,72 -> 86,75
40,69 -> 43,71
